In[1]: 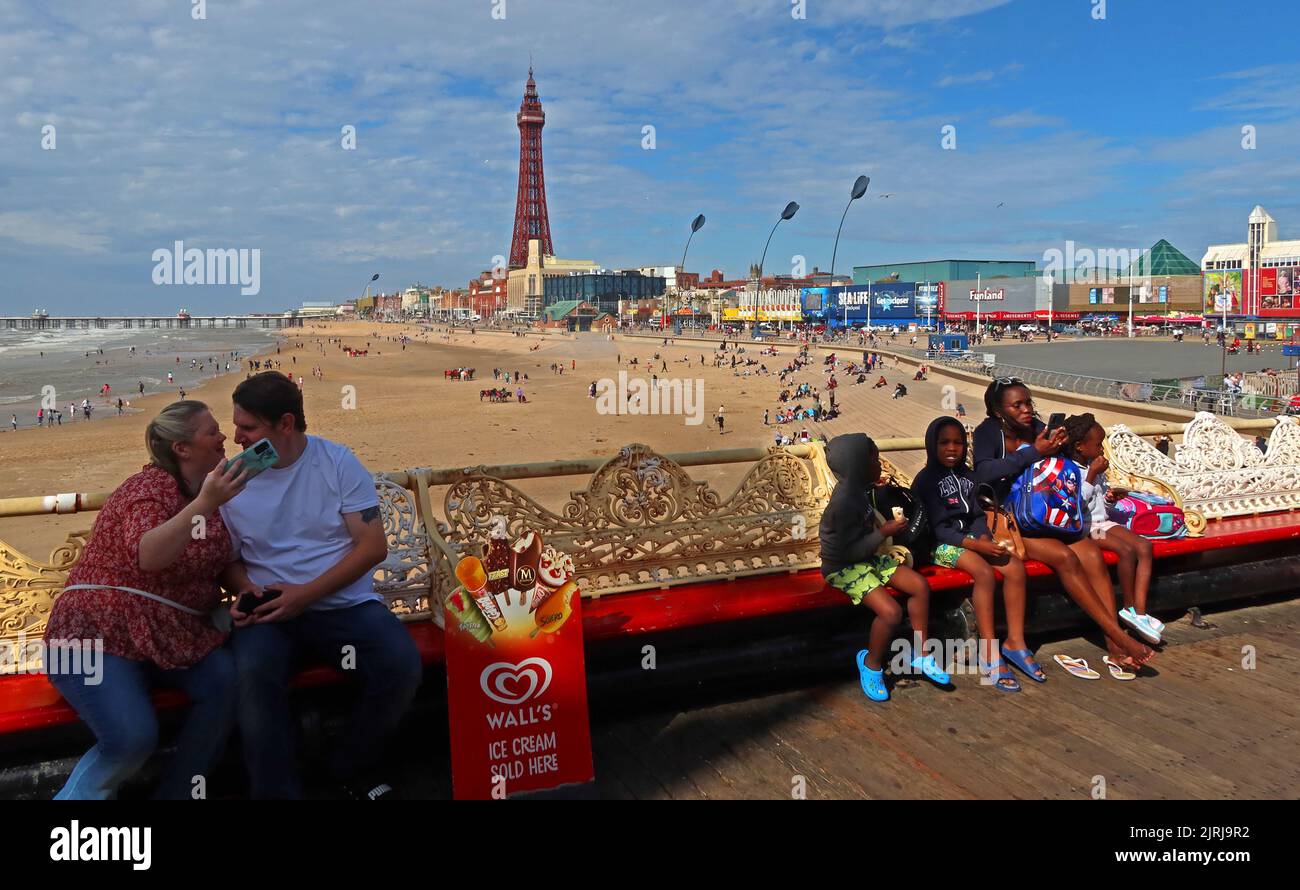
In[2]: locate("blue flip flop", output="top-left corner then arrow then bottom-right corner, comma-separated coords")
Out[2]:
856,649 -> 889,702
979,659 -> 1021,693
910,654 -> 951,686
1000,645 -> 1047,683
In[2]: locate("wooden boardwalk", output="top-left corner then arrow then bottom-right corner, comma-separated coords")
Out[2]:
589,597 -> 1300,800
11,598 -> 1293,800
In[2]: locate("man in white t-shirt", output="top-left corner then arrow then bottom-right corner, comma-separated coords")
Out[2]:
220,372 -> 421,800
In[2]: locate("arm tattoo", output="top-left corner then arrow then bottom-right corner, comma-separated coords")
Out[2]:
361,506 -> 381,524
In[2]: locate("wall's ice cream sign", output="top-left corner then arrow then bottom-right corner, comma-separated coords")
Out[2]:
442,520 -> 594,798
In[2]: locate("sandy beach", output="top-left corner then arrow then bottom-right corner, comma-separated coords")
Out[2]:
0,320 -> 1176,558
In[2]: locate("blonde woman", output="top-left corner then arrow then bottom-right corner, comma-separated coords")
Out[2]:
44,400 -> 251,799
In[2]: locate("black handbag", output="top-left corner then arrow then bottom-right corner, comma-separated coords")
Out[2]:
870,483 -> 933,559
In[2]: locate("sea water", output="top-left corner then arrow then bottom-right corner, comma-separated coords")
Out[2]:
0,326 -> 282,430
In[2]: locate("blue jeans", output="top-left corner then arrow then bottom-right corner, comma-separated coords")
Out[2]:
231,600 -> 423,799
48,649 -> 237,800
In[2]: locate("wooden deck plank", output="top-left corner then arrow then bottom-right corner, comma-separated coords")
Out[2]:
827,682 -> 1021,799
1039,667 -> 1272,798
578,597 -> 1300,799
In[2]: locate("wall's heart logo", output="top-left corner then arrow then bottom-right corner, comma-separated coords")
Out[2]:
480,657 -> 553,705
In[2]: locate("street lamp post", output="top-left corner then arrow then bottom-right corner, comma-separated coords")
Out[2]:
831,175 -> 870,332
360,273 -> 379,318
754,201 -> 799,332
676,214 -> 706,331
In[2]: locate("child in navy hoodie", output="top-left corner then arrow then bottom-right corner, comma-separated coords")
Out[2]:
819,433 -> 949,701
911,417 -> 1033,692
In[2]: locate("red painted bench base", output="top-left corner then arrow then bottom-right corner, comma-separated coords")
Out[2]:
4,512 -> 1298,738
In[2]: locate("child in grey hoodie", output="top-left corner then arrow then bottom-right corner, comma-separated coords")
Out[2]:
818,433 -> 949,701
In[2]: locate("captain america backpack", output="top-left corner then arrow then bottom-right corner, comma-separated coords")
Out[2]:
1007,445 -> 1085,537
1107,491 -> 1187,539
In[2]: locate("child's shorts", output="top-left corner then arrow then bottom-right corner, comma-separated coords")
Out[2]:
826,556 -> 901,605
932,543 -> 967,568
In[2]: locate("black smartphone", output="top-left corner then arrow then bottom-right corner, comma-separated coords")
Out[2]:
1046,412 -> 1066,435
237,587 -> 282,615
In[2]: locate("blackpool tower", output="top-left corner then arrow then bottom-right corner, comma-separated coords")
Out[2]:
508,68 -> 554,269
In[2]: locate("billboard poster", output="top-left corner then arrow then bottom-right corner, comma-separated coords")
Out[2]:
822,283 -> 920,321
1245,323 -> 1257,340
1089,288 -> 1098,304
1101,287 -> 1116,304
1204,270 -> 1242,313
1260,268 -> 1277,297
443,524 -> 595,799
1159,285 -> 1168,303
800,286 -> 828,312
1259,267 -> 1300,311
915,283 -> 940,320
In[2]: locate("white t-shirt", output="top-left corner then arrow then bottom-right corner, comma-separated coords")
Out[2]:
220,435 -> 382,612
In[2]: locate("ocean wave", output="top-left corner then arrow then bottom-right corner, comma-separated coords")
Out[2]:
0,393 -> 38,405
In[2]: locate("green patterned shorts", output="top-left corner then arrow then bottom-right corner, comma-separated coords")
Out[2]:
826,556 -> 901,605
932,543 -> 967,569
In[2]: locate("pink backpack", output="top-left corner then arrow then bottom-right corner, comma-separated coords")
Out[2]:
1107,492 -> 1187,539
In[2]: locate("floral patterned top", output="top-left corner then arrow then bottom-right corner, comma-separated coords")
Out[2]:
44,465 -> 235,670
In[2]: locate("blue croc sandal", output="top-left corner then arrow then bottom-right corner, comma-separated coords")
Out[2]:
1000,645 -> 1047,683
979,659 -> 1021,693
910,654 -> 951,686
856,649 -> 890,702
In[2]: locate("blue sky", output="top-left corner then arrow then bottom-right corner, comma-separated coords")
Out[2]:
2,0 -> 1298,314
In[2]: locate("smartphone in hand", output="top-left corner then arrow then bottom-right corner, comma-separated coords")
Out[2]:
225,438 -> 279,480
237,587 -> 282,615
1046,412 -> 1066,436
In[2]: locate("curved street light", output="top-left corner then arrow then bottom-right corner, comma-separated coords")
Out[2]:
360,272 -> 380,318
669,214 -> 706,330
754,201 -> 799,324
831,175 -> 869,284
831,175 -> 869,331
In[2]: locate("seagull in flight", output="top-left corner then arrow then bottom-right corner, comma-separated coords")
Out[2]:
996,201 -> 1006,208
879,193 -> 894,199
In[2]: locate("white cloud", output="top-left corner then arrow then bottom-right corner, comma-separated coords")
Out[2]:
0,212 -> 111,254
989,110 -> 1063,129
937,69 -> 995,87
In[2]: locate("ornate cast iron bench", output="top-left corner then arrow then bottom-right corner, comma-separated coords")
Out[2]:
1,442 -> 845,674
1105,413 -> 1300,526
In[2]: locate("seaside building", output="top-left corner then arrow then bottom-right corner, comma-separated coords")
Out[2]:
508,69 -> 554,270
851,259 -> 1036,286
468,272 -> 508,317
539,300 -> 599,331
543,269 -> 665,317
1202,206 -> 1300,334
506,238 -> 598,317
1056,240 -> 1204,320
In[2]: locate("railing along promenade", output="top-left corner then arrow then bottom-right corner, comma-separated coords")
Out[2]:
923,355 -> 1298,420
0,315 -> 303,330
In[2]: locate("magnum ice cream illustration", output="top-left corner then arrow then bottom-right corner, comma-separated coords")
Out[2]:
510,530 -> 543,609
